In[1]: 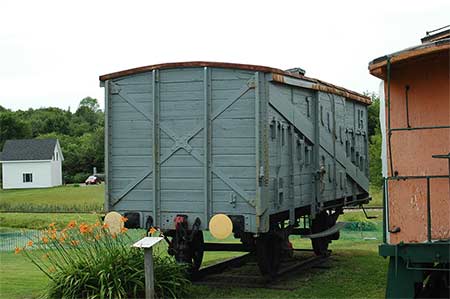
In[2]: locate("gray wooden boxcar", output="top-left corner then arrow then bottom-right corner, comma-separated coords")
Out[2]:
100,62 -> 371,274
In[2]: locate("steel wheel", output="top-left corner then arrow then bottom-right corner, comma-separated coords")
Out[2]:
191,231 -> 204,272
256,233 -> 282,277
311,212 -> 332,256
170,230 -> 204,273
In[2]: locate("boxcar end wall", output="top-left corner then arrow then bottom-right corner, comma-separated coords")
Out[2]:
100,63 -> 370,234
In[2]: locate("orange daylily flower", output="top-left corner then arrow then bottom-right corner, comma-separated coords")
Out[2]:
149,227 -> 157,235
120,227 -> 128,233
42,237 -> 49,244
120,216 -> 128,223
50,233 -> 57,240
59,236 -> 66,243
94,234 -> 101,240
67,220 -> 77,229
102,223 -> 109,229
111,233 -> 117,239
14,247 -> 22,254
27,240 -> 33,247
94,221 -> 101,227
79,223 -> 91,234
49,222 -> 56,228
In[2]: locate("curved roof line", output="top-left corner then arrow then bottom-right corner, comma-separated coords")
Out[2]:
99,61 -> 371,104
369,38 -> 450,79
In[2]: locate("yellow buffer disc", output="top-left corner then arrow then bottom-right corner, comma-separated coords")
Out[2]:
209,214 -> 233,240
104,211 -> 124,235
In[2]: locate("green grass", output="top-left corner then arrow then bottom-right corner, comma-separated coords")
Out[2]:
0,213 -> 100,230
0,185 -> 104,213
0,212 -> 386,299
368,185 -> 382,207
0,233 -> 387,299
0,251 -> 48,299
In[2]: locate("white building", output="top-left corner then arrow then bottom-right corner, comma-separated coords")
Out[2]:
0,139 -> 64,189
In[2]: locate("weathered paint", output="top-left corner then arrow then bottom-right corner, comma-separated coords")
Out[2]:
371,42 -> 450,244
100,63 -> 370,233
386,52 -> 450,244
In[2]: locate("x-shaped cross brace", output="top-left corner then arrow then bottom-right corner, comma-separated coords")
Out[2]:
109,77 -> 257,208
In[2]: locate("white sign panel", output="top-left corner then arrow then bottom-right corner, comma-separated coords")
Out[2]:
132,237 -> 164,248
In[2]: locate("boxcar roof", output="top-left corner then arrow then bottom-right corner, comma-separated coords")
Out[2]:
369,38 -> 450,79
99,61 -> 371,105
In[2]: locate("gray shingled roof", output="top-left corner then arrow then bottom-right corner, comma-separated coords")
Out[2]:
1,139 -> 58,161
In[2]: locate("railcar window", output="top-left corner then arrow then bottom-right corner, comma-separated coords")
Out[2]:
328,164 -> 332,182
320,106 -> 324,125
270,120 -> 276,140
305,97 -> 310,117
351,146 -> 355,163
327,112 -> 331,132
346,140 -> 350,157
305,147 -> 310,165
297,139 -> 303,162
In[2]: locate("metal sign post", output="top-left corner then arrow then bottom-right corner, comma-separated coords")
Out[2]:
132,237 -> 163,299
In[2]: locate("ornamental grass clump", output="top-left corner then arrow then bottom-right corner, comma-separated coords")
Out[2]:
17,219 -> 190,299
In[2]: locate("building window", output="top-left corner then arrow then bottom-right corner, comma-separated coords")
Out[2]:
23,173 -> 33,183
56,152 -> 59,161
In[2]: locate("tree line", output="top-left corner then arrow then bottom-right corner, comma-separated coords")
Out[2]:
1,95 -> 383,188
0,97 -> 104,183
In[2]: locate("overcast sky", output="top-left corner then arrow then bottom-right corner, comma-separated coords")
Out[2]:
1,0 -> 449,111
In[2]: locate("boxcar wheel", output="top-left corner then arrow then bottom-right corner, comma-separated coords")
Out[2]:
311,212 -> 332,256
191,231 -> 204,272
256,233 -> 282,277
170,230 -> 204,273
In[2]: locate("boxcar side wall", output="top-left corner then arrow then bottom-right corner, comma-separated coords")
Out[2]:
265,79 -> 369,220
105,67 -> 262,231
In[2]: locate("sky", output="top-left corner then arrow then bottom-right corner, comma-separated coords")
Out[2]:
1,0 -> 449,111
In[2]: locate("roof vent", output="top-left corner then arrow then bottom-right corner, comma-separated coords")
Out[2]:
285,67 -> 306,76
421,25 -> 450,44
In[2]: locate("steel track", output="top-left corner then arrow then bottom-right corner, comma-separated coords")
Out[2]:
192,250 -> 330,289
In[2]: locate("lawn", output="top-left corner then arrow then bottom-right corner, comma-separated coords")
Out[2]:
0,184 -> 104,213
0,182 -> 385,298
0,211 -> 387,299
0,212 -> 100,230
368,185 -> 382,207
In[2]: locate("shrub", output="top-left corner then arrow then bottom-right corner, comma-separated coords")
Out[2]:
17,220 -> 190,299
72,173 -> 90,184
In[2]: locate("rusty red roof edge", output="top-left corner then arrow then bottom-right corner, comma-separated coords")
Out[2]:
99,61 -> 371,104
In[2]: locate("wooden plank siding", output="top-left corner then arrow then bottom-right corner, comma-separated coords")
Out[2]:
103,65 -> 370,233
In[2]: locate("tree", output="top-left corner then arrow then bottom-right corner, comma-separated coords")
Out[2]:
75,97 -> 102,128
367,93 -> 381,137
366,93 -> 383,189
78,97 -> 100,113
0,112 -> 32,148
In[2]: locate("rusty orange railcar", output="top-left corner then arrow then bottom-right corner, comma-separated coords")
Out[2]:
369,27 -> 450,298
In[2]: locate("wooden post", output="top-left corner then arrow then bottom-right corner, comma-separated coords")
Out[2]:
132,237 -> 163,299
144,247 -> 155,299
